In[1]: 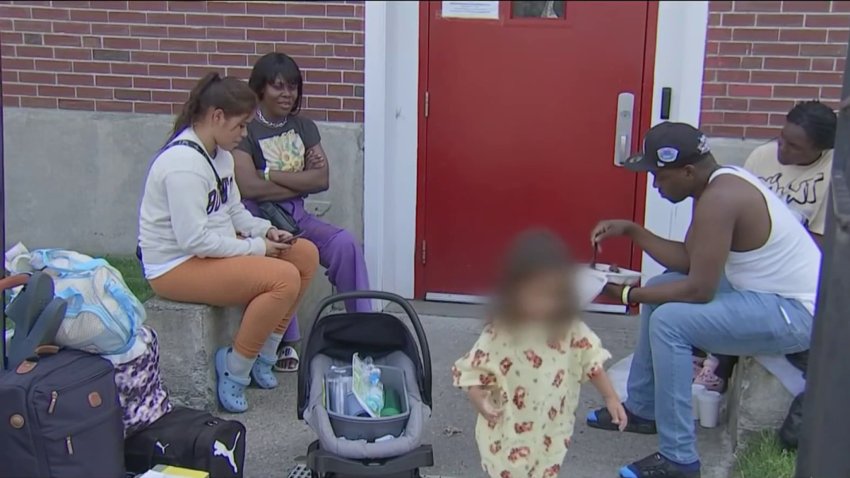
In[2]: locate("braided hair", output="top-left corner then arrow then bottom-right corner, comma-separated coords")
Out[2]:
786,100 -> 837,151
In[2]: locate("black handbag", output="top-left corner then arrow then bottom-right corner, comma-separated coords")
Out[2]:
124,407 -> 247,478
257,201 -> 302,235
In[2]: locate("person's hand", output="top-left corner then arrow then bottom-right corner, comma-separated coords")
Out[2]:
266,228 -> 293,243
264,237 -> 290,256
305,149 -> 326,170
467,387 -> 503,422
605,396 -> 628,432
590,220 -> 636,249
602,283 -> 626,301
264,229 -> 293,255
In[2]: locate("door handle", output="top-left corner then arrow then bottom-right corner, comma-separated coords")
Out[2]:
619,135 -> 628,161
614,92 -> 635,167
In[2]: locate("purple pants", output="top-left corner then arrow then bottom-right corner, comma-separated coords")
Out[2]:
244,197 -> 372,342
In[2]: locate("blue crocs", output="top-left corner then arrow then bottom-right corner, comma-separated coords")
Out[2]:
250,354 -> 279,389
215,347 -> 251,413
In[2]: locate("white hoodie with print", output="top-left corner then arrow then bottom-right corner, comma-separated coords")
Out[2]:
138,128 -> 272,279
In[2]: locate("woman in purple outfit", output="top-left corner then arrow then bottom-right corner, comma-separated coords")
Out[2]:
233,53 -> 371,370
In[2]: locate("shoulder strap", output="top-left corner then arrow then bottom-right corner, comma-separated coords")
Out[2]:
163,139 -> 223,192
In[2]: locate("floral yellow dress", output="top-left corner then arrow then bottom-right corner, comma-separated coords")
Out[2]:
452,320 -> 611,478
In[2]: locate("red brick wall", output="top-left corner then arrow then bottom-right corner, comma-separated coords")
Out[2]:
701,1 -> 849,139
0,1 -> 364,122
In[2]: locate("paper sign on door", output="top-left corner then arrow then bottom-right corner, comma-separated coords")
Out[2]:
442,1 -> 499,20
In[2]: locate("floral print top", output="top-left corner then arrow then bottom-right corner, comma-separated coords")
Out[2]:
452,320 -> 610,478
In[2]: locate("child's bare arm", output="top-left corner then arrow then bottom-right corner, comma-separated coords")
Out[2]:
467,386 -> 503,422
589,366 -> 617,400
589,367 -> 628,431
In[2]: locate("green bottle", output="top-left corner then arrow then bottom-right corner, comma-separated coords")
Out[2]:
381,388 -> 402,417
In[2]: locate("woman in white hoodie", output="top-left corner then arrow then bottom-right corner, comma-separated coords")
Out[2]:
138,72 -> 319,413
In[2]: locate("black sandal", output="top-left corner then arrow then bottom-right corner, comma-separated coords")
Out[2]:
586,405 -> 658,434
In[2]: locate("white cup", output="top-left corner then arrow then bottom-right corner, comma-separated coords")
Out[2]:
697,391 -> 723,428
691,384 -> 706,420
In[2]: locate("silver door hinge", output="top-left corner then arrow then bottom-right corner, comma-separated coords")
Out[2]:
421,240 -> 427,265
424,91 -> 430,118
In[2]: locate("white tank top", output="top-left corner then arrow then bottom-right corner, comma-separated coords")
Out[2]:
709,167 -> 821,315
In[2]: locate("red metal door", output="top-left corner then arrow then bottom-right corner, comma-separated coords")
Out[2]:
417,1 -> 656,298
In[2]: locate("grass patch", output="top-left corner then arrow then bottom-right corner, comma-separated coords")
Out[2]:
105,255 -> 153,303
735,431 -> 796,478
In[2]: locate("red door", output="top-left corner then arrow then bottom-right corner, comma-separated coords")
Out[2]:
417,1 -> 656,298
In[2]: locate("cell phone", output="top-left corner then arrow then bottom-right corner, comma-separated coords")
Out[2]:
280,232 -> 304,244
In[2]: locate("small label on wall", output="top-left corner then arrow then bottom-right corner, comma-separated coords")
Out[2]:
442,1 -> 499,20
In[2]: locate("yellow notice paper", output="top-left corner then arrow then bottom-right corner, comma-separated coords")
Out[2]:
150,464 -> 209,478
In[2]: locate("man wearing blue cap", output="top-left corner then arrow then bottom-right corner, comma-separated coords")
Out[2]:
585,122 -> 820,478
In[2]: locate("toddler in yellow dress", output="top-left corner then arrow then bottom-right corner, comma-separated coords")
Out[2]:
452,231 -> 627,478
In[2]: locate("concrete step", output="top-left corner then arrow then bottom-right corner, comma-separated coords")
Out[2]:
144,297 -> 243,411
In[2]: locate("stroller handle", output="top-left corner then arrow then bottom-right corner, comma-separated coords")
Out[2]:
312,291 -> 432,403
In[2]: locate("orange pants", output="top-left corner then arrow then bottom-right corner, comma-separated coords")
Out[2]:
150,240 -> 319,358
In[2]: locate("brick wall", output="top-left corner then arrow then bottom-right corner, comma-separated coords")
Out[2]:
0,1 -> 364,122
701,1 -> 849,138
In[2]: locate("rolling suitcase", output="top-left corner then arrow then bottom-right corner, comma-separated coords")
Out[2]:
0,347 -> 124,478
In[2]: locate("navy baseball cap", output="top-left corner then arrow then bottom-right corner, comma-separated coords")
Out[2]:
624,122 -> 711,172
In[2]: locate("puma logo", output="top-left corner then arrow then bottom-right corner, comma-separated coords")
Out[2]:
155,441 -> 169,454
213,431 -> 241,474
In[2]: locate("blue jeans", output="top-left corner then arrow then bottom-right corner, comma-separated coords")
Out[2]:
625,272 -> 812,464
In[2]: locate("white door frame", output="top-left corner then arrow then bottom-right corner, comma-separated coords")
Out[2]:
363,1 -> 709,299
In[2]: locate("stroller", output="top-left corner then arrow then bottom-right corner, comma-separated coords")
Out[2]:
297,292 -> 434,477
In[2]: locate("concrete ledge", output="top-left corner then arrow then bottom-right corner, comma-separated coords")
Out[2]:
727,356 -> 794,450
144,277 -> 330,412
145,297 -> 242,411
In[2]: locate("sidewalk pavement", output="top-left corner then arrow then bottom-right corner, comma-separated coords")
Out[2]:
224,306 -> 734,478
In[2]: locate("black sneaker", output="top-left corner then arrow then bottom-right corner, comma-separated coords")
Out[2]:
619,453 -> 701,478
586,405 -> 657,434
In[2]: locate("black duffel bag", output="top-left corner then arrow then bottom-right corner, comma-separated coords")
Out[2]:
125,407 -> 246,478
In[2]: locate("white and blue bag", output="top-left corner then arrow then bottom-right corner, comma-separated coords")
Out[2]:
8,248 -> 146,356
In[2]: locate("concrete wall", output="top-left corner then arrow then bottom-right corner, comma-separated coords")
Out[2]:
3,107 -> 364,254
709,136 -> 769,167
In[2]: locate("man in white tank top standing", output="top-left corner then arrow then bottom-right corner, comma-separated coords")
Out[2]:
584,122 -> 820,478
